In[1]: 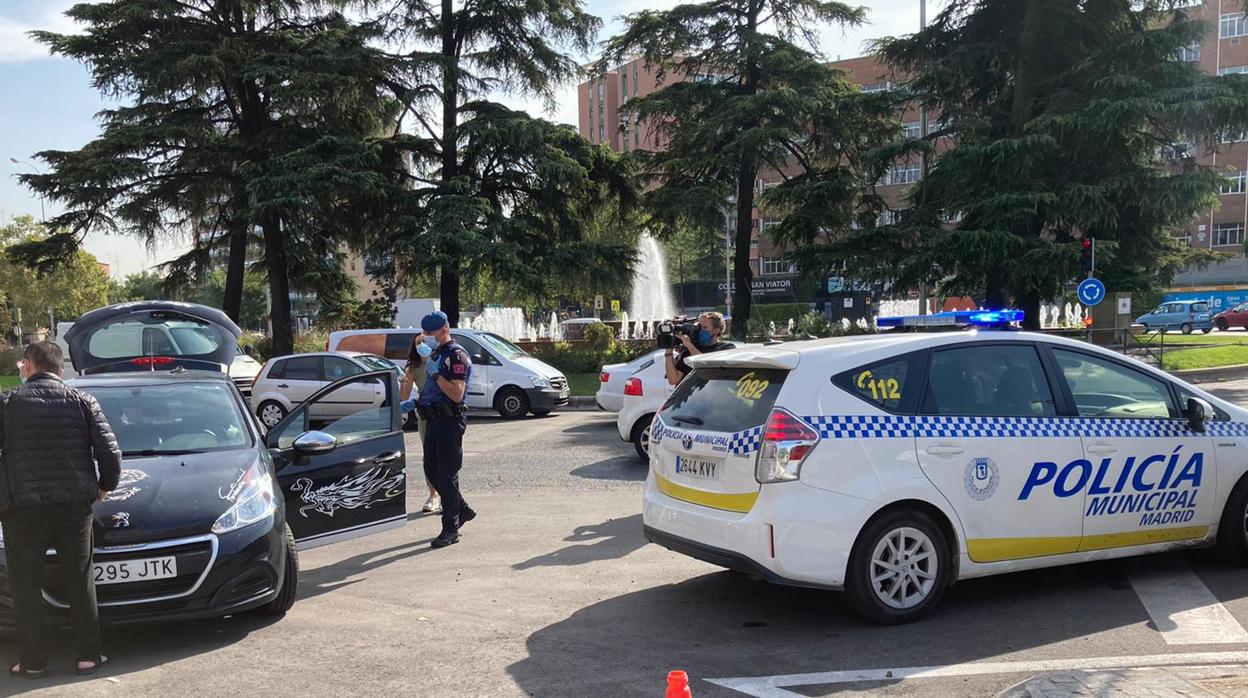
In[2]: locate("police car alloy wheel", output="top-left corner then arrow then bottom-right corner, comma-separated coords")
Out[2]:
258,401 -> 287,428
1216,476 -> 1248,565
844,510 -> 951,624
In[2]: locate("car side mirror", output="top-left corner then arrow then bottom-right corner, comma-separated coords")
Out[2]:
1187,397 -> 1213,432
292,430 -> 337,455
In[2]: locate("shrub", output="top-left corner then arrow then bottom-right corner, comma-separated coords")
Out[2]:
0,345 -> 20,376
238,332 -> 272,362
294,330 -> 331,356
581,322 -> 616,352
525,339 -> 652,374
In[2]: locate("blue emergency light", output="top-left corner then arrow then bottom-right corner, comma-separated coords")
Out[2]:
875,309 -> 1024,329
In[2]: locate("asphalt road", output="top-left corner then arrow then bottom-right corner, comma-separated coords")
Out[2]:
9,381 -> 1248,697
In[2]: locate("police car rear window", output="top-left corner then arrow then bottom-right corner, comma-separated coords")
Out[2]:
659,367 -> 787,433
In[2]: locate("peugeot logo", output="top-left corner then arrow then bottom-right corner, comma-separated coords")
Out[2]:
682,434 -> 693,450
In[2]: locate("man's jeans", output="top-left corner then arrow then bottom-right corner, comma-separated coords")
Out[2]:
2,502 -> 101,668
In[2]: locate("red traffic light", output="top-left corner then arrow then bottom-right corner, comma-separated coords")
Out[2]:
1081,238 -> 1092,249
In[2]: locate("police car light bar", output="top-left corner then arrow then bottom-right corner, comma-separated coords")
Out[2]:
875,309 -> 1025,329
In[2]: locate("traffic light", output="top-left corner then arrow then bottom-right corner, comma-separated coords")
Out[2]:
1080,238 -> 1094,275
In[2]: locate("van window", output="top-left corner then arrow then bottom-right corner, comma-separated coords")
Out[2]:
659,367 -> 787,433
336,334 -> 385,355
1052,349 -> 1176,419
922,344 -> 1056,417
1192,302 -> 1210,313
476,333 -> 528,360
834,352 -> 922,414
384,333 -> 418,360
455,335 -> 499,366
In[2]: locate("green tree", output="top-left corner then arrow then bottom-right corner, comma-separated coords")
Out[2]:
792,0 -> 1248,327
191,268 -> 269,330
0,216 -> 109,326
21,0 -> 397,354
367,0 -> 635,326
601,0 -> 890,339
108,271 -> 166,304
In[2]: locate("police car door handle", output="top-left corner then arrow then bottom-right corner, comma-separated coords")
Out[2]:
925,444 -> 964,456
1087,443 -> 1118,454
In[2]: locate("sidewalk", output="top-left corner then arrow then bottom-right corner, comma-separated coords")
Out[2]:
1000,664 -> 1248,697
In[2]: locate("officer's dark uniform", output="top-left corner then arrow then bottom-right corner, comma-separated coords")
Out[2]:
417,340 -> 475,540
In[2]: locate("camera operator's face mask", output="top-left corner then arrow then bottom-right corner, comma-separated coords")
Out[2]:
696,329 -> 714,346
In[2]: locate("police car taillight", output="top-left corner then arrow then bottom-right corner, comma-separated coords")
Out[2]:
624,377 -> 643,397
756,408 -> 820,484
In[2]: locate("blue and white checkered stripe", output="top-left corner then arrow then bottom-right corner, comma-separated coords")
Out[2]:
727,426 -> 763,455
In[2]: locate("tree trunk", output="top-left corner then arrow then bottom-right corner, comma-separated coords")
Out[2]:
1019,291 -> 1041,331
439,0 -> 461,327
221,187 -> 248,324
262,216 -> 294,356
732,157 -> 756,341
985,268 -> 1009,309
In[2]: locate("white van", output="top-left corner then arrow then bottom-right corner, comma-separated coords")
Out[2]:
326,328 -> 569,418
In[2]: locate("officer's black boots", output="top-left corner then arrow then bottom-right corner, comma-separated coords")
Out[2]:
458,506 -> 477,529
431,527 -> 460,548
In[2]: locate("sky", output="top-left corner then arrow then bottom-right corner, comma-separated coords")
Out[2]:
0,0 -> 928,279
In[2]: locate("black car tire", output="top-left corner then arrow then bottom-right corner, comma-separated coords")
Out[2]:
261,525 -> 299,616
257,401 -> 287,429
1181,323 -> 1194,335
1218,476 -> 1248,565
1217,318 -> 1230,331
843,508 -> 951,625
531,409 -> 552,417
631,414 -> 654,462
1203,327 -> 1213,334
495,387 -> 529,419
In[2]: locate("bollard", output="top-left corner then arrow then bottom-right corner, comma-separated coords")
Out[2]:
666,670 -> 692,698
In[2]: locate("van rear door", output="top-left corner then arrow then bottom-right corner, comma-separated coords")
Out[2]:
64,301 -> 241,375
652,366 -> 788,514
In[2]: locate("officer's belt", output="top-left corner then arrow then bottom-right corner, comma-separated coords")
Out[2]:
417,402 -> 466,419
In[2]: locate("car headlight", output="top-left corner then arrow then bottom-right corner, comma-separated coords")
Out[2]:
528,375 -> 552,389
212,464 -> 277,534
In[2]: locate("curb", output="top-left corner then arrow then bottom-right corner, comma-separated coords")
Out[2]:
1170,363 -> 1248,384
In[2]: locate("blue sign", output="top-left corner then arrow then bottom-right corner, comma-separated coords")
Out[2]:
1163,289 -> 1248,311
1077,278 -> 1106,306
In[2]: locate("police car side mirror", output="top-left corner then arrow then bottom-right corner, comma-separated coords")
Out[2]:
1186,397 -> 1213,433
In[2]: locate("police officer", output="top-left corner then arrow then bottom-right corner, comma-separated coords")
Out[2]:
415,311 -> 476,548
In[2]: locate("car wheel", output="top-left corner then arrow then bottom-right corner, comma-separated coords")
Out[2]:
261,525 -> 299,616
1218,476 -> 1248,565
1203,327 -> 1213,334
1217,318 -> 1229,331
631,414 -> 655,462
843,509 -> 951,624
1181,323 -> 1194,335
495,387 -> 529,419
258,400 -> 287,428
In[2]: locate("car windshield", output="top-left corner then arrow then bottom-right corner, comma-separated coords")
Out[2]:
357,355 -> 398,372
85,382 -> 251,457
477,333 -> 527,360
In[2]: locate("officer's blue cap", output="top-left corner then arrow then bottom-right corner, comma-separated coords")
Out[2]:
421,310 -> 449,333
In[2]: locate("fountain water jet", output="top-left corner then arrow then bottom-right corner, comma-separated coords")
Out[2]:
630,233 -> 676,321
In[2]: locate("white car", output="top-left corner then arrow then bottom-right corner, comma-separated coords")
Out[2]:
597,350 -> 665,412
616,354 -> 672,460
642,310 -> 1248,624
251,351 -> 399,428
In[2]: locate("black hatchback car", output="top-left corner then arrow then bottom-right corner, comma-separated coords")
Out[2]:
0,301 -> 408,627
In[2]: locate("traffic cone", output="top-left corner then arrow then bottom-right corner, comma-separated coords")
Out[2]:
666,670 -> 692,698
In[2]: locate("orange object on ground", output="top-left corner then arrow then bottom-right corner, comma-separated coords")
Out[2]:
666,670 -> 692,698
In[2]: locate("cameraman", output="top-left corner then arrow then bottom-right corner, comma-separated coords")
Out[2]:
666,312 -> 734,386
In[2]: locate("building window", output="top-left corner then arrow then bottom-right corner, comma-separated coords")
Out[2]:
1214,222 -> 1245,246
760,257 -> 796,276
622,73 -> 628,100
877,208 -> 905,226
903,120 -> 921,139
1176,42 -> 1200,62
882,163 -> 920,185
759,217 -> 781,236
1222,13 -> 1248,39
633,64 -> 639,95
1174,232 -> 1192,246
1222,171 -> 1247,195
1223,128 -> 1248,144
862,81 -> 892,93
1220,65 -> 1248,75
598,121 -> 604,142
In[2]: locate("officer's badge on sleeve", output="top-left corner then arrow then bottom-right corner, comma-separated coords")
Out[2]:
453,363 -> 466,375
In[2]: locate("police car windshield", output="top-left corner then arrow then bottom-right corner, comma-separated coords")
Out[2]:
660,367 -> 787,433
476,333 -> 527,360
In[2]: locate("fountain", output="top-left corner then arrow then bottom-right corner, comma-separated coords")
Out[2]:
468,307 -> 527,341
630,232 -> 677,321
618,310 -> 631,340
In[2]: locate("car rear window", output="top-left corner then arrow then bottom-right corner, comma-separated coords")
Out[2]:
88,319 -> 224,359
833,352 -> 923,414
659,367 -> 787,433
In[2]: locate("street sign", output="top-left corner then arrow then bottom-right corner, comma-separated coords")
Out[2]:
610,299 -> 620,312
594,295 -> 604,310
1077,278 -> 1106,306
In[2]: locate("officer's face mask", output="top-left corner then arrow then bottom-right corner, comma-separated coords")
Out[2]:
422,335 -> 439,351
416,342 -> 433,359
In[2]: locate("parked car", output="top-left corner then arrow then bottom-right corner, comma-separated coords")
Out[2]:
558,318 -> 605,340
327,328 -> 569,418
1214,301 -> 1248,331
0,301 -> 407,629
596,350 -> 664,412
1134,300 -> 1213,334
251,351 -> 399,429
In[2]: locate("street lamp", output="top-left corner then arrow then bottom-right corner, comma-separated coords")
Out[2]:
9,157 -> 45,223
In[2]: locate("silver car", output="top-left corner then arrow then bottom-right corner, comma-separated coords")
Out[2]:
250,351 -> 399,428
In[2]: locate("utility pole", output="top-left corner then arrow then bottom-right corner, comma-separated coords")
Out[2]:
9,158 -> 45,223
916,0 -> 930,315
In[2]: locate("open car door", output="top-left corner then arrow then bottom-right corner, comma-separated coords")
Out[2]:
264,370 -> 407,550
64,301 -> 241,375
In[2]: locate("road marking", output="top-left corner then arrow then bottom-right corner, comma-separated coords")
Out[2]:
1128,558 -> 1248,645
707,652 -> 1248,697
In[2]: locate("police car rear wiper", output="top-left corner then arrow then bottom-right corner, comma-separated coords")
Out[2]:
670,415 -> 704,426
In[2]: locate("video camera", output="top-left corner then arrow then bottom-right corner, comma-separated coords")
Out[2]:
657,317 -> 700,349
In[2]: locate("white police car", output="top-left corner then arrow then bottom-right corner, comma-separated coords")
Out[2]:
642,310 -> 1248,623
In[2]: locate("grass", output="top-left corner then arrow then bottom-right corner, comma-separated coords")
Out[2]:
1160,345 -> 1248,371
0,376 -> 18,390
1142,330 -> 1248,347
566,372 -> 601,397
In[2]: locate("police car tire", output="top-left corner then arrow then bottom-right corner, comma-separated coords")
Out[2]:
261,525 -> 299,616
495,387 -> 529,419
1216,476 -> 1248,565
843,509 -> 951,625
631,415 -> 654,462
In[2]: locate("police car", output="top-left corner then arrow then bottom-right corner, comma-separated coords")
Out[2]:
642,310 -> 1248,623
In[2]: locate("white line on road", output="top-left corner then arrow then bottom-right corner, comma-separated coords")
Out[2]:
1128,558 -> 1248,645
707,652 -> 1248,697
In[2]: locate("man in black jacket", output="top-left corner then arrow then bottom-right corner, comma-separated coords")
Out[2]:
0,341 -> 121,678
